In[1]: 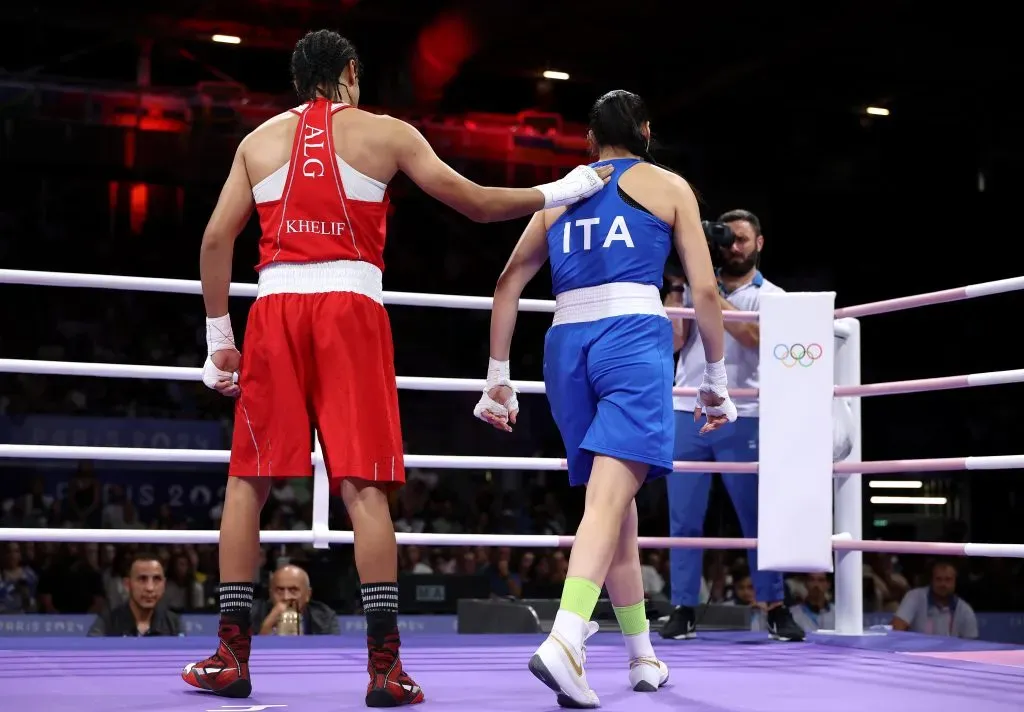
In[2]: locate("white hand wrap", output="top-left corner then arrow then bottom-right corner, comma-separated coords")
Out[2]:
202,314 -> 238,390
473,358 -> 520,422
697,358 -> 738,423
535,165 -> 604,209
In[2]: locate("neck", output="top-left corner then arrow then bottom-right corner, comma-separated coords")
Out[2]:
129,600 -> 154,625
597,147 -> 641,162
719,268 -> 757,293
932,593 -> 951,606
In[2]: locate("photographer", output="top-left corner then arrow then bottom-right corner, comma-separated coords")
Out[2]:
660,209 -> 806,642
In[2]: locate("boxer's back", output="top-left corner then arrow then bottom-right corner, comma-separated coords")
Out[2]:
241,98 -> 403,272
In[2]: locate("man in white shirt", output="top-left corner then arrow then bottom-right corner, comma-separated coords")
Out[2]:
659,210 -> 805,642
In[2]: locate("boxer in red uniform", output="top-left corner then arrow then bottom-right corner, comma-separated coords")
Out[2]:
181,29 -> 611,708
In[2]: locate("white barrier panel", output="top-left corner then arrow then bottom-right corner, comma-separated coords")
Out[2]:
758,292 -> 836,572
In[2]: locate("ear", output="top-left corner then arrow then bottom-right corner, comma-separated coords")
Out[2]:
346,58 -> 358,86
586,129 -> 596,152
641,121 -> 651,142
756,234 -> 765,252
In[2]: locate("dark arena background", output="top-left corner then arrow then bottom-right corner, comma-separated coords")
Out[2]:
1,2 -> 1022,711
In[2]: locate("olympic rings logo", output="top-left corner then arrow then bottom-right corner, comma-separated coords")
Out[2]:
773,343 -> 823,368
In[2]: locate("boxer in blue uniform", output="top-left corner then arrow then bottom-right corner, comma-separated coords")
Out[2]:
473,90 -> 738,707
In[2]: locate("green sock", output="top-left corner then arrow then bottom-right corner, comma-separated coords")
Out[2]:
613,601 -> 649,636
559,577 -> 602,621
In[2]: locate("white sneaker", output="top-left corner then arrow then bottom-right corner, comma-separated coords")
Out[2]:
529,619 -> 601,708
629,656 -> 669,692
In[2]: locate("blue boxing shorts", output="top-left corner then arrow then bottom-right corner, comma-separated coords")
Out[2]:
543,313 -> 675,486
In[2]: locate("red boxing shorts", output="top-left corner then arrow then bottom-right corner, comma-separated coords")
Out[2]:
227,291 -> 405,485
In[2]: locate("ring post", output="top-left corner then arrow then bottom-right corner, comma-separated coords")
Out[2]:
832,317 -> 865,635
312,434 -> 331,550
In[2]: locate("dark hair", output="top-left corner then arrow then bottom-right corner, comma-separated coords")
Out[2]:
128,552 -> 164,576
588,90 -> 656,163
718,209 -> 762,236
291,30 -> 362,102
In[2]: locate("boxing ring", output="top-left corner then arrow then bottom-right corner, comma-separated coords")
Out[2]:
1,267 -> 1024,712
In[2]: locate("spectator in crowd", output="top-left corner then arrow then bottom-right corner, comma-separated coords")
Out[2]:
88,553 -> 182,636
0,542 -> 39,613
164,552 -> 205,612
791,572 -> 835,632
37,543 -> 106,614
892,561 -> 978,639
660,210 -> 805,642
253,564 -> 339,636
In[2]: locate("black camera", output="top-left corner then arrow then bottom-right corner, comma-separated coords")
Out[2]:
702,220 -> 735,267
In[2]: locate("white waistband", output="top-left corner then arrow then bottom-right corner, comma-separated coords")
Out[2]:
256,260 -> 384,304
552,282 -> 667,326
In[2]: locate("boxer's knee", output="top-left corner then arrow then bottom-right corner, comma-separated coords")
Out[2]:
225,475 -> 273,509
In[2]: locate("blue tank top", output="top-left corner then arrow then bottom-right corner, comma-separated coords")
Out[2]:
547,157 -> 672,296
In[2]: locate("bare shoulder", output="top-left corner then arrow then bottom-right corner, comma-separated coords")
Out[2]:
239,110 -> 298,151
648,163 -> 695,197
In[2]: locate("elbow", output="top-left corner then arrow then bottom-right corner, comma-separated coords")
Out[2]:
689,281 -> 720,307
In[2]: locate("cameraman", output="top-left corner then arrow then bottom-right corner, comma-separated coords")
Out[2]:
660,209 -> 805,642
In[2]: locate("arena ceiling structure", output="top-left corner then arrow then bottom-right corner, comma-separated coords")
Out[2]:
1,0 -> 1019,209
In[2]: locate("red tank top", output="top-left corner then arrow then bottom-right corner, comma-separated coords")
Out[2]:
253,98 -> 389,272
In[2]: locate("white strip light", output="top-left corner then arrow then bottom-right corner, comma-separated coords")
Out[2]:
543,70 -> 570,80
870,496 -> 947,505
212,34 -> 241,45
868,480 -> 923,489
866,106 -> 889,116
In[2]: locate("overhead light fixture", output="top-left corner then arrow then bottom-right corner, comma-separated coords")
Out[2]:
543,70 -> 570,81
212,34 -> 241,45
870,496 -> 947,505
865,106 -> 889,116
868,481 -> 923,489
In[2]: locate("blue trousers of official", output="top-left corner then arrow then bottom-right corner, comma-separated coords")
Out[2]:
666,413 -> 785,607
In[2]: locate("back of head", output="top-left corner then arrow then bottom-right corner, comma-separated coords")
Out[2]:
588,90 -> 653,162
290,29 -> 362,103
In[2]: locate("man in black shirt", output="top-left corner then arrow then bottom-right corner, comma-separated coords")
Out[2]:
88,553 -> 182,637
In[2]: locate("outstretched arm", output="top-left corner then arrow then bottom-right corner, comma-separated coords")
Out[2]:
389,118 -> 610,223
475,211 -> 551,431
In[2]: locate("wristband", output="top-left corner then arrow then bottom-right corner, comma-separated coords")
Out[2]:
486,358 -> 512,388
206,314 -> 236,355
704,358 -> 727,383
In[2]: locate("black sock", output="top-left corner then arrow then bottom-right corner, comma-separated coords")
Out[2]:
361,582 -> 399,642
219,582 -> 255,625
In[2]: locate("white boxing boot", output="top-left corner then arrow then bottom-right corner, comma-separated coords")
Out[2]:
529,610 -> 601,708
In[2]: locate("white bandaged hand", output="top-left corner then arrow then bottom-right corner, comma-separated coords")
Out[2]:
697,358 -> 738,423
534,165 -> 605,209
473,358 -> 520,427
201,314 -> 240,391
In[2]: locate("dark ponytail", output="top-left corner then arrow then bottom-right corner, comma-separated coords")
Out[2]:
290,30 -> 362,102
588,90 -> 658,163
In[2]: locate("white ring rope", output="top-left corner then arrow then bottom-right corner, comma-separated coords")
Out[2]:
2,357 -> 1022,400
0,526 -> 1019,559
2,444 -> 1023,475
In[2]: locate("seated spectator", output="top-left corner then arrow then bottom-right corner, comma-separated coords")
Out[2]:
252,564 -> 339,635
0,542 -> 39,613
892,561 -> 978,639
791,572 -> 835,632
88,553 -> 182,637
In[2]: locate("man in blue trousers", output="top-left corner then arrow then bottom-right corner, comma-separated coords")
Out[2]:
659,209 -> 805,642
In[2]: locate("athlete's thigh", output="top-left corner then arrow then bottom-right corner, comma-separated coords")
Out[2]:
311,292 -> 405,483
